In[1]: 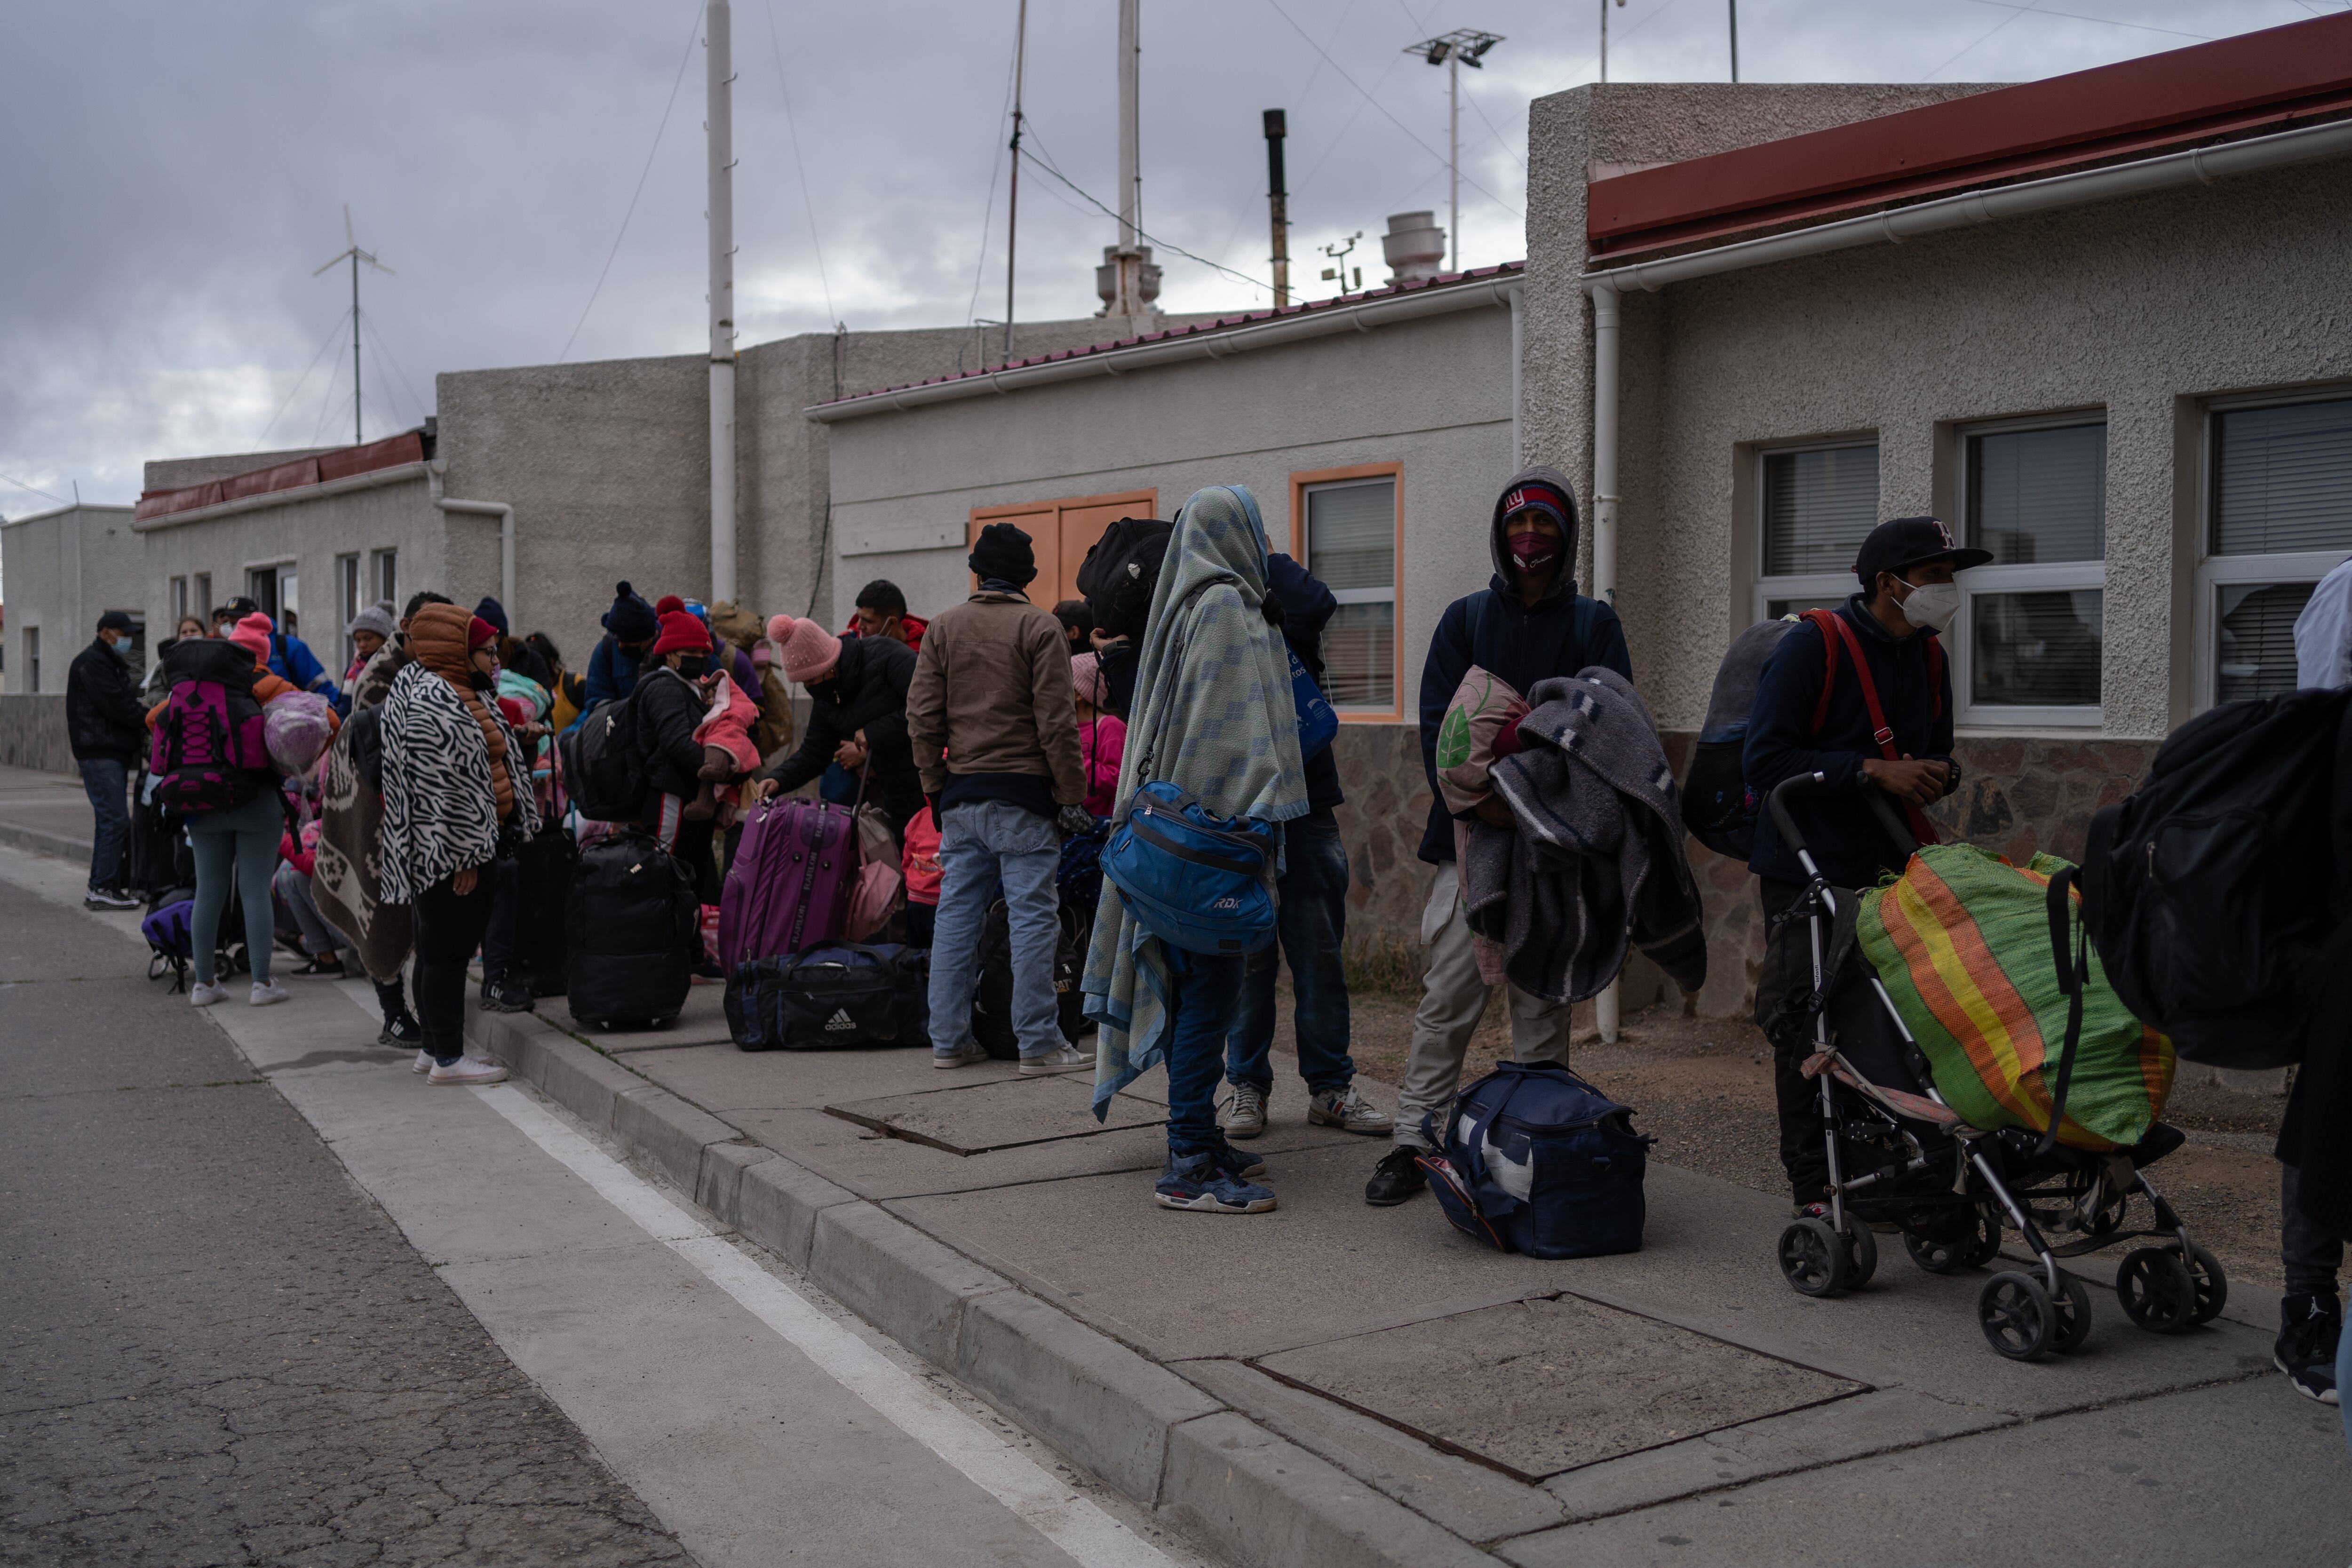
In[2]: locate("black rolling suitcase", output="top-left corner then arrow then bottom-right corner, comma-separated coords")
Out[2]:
512,824 -> 579,996
970,899 -> 1089,1059
565,830 -> 698,1030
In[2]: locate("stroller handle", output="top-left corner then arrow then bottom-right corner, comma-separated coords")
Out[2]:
1765,772 -> 1829,854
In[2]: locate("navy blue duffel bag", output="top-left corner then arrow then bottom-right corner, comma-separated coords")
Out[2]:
1417,1061 -> 1655,1259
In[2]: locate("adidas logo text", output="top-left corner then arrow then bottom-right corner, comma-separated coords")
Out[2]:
824,1009 -> 858,1032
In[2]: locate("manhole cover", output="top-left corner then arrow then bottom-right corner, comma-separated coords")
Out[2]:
1255,1294 -> 1864,1480
825,1075 -> 1162,1155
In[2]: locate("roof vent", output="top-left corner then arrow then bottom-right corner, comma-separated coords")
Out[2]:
1382,211 -> 1446,284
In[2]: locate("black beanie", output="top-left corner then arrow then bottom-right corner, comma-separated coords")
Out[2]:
969,523 -> 1038,589
603,581 -> 657,643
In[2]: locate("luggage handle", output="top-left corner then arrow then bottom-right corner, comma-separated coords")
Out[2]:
2037,864 -> 2090,1157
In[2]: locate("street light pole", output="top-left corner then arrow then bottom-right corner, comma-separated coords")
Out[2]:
1403,30 -> 1502,277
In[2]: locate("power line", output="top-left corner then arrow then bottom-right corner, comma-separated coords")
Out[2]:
1925,0 -> 2042,79
1014,133 -> 1271,295
559,2 -> 701,363
309,329 -> 352,448
1952,0 -> 2211,42
965,24 -> 1020,326
254,307 -> 352,451
763,0 -> 836,325
0,471 -> 67,505
359,310 -> 427,427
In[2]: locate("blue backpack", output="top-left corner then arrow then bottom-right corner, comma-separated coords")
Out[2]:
1100,782 -> 1280,955
1417,1061 -> 1654,1259
1288,649 -> 1337,760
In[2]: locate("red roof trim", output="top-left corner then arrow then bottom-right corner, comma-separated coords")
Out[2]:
813,263 -> 1524,407
135,431 -> 424,521
1589,14 -> 2352,257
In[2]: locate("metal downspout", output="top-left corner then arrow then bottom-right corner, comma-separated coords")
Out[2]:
427,462 -> 516,630
1589,279 -> 1622,1044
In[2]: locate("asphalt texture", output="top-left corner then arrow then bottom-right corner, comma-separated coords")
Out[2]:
0,877 -> 690,1567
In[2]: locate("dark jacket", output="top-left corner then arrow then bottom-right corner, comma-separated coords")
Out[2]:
67,637 -> 149,764
631,663 -> 709,813
1741,595 -> 1956,888
1266,552 -> 1344,819
581,635 -> 644,720
1416,465 -> 1632,864
759,637 -> 922,830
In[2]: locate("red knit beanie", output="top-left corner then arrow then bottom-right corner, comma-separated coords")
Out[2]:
468,615 -> 500,651
655,595 -> 686,617
651,608 -> 712,658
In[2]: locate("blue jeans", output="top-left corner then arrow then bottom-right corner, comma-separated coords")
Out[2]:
1229,813 -> 1355,1096
928,800 -> 1062,1059
79,758 -> 129,892
1166,946 -> 1247,1157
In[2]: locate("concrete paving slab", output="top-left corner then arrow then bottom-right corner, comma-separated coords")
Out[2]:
828,1072 -> 1163,1154
733,1102 -> 1178,1201
1498,1376 -> 2352,1568
1175,1358 -> 1569,1545
1255,1294 -> 1865,1481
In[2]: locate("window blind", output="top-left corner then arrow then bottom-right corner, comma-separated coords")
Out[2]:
1322,602 -> 1395,709
1970,590 -> 2103,708
2213,398 -> 2352,556
2217,581 -> 2316,702
1305,480 -> 1396,592
1969,424 -> 2104,564
1763,447 -> 1879,576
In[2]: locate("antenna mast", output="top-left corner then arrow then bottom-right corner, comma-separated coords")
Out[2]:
313,204 -> 391,446
1005,0 -> 1029,361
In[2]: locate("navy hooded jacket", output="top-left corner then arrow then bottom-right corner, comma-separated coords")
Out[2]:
1415,465 -> 1632,865
1741,593 -> 1955,888
1266,551 -> 1344,818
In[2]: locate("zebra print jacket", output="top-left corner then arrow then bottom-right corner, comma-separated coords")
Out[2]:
378,660 -> 539,906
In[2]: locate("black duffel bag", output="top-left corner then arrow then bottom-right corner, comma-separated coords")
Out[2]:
728,942 -> 930,1051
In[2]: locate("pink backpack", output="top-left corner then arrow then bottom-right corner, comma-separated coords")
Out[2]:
151,651 -> 270,816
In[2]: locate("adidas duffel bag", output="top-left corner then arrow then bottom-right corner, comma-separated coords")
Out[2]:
727,941 -> 930,1051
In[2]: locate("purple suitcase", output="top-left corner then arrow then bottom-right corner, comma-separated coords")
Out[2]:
719,796 -> 859,973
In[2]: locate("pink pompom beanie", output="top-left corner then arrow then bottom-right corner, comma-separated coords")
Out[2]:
769,615 -> 842,685
229,613 -> 274,659
1069,652 -> 1107,708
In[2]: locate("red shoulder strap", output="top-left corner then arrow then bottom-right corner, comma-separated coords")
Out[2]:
1801,609 -> 1841,735
1811,608 -> 1941,849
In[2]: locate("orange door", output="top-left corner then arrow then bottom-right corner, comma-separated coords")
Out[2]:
967,491 -> 1157,605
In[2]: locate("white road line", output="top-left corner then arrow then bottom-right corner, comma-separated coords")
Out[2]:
471,1083 -> 1177,1568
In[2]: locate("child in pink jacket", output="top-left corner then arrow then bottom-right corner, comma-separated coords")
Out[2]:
1070,653 -> 1125,820
687,671 -> 762,822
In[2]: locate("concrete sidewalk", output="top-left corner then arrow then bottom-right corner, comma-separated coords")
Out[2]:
0,763 -> 102,866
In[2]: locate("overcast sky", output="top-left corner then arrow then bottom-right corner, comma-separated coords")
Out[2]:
0,0 -> 2338,515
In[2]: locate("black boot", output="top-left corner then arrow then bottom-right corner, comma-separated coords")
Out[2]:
480,972 -> 535,1014
1365,1145 -> 1427,1206
374,979 -> 421,1047
2276,1294 -> 2342,1405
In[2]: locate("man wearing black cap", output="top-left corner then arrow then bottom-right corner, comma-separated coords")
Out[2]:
66,611 -> 150,909
1742,515 -> 1981,1210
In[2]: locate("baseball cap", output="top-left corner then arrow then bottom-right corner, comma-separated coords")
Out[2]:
96,610 -> 135,633
1854,516 -> 1991,583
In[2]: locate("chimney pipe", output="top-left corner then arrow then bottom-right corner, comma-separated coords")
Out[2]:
1264,109 -> 1289,309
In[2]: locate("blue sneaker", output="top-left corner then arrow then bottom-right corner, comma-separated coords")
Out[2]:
1210,1143 -> 1267,1180
1155,1152 -> 1276,1214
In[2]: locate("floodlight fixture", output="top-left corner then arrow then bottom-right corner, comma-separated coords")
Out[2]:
1400,30 -> 1504,272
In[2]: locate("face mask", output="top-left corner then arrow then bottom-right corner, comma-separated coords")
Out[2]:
468,665 -> 498,692
1895,579 -> 1961,634
1507,532 -> 1562,576
677,654 -> 709,679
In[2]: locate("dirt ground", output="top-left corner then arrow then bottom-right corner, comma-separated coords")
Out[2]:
1329,983 -> 2293,1300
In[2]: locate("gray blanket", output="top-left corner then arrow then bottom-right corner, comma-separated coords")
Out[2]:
1466,668 -> 1708,1004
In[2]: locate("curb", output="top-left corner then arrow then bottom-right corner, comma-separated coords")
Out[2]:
0,821 -> 93,866
466,1002 -> 1494,1568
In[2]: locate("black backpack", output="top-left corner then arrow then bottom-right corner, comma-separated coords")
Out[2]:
2078,687 -> 2352,1069
558,697 -> 644,822
1075,517 -> 1173,642
970,899 -> 1089,1059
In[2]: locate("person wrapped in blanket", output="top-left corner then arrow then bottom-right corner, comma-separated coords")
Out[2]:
1741,516 -> 1975,1216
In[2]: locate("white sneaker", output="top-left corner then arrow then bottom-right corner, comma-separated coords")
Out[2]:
427,1056 -> 509,1086
412,1049 -> 433,1075
1019,1043 -> 1097,1076
933,1041 -> 992,1070
1309,1083 -> 1393,1136
248,979 -> 289,1007
188,980 -> 229,1007
1222,1084 -> 1269,1139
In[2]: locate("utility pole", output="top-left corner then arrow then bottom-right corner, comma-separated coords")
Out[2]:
1729,0 -> 1740,82
707,0 -> 737,607
1005,0 -> 1029,360
1405,31 -> 1501,276
1264,109 -> 1289,308
312,205 -> 390,447
1600,0 -> 1625,84
1101,0 -> 1154,318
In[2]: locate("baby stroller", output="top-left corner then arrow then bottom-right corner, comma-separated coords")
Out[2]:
1762,774 -> 2225,1361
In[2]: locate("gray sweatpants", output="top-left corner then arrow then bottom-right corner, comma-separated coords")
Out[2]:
1393,865 -> 1571,1149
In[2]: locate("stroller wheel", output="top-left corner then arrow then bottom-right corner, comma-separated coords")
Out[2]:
1903,1205 -> 1984,1274
1978,1271 -> 2056,1360
1780,1217 -> 1846,1297
2051,1271 -> 2095,1354
2180,1242 -> 2228,1325
1839,1215 -> 1879,1290
1964,1202 -> 2005,1268
2117,1246 -> 2199,1334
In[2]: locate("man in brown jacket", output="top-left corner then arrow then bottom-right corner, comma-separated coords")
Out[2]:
908,523 -> 1094,1075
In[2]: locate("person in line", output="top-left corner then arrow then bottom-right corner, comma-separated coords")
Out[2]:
709,602 -> 794,760
908,523 -> 1093,1076
153,621 -> 297,1007
751,614 -> 925,834
219,596 -> 338,704
901,805 -> 942,948
626,605 -> 728,905
580,581 -> 658,716
1068,653 -> 1124,818
377,605 -> 534,1085
471,596 -> 551,691
478,673 -> 552,1014
1226,554 -> 1391,1143
342,603 -> 396,703
1052,599 -> 1094,658
275,794 -> 354,979
143,614 -> 211,704
1744,516 -> 1972,1213
845,579 -> 928,653
1367,468 -> 1632,1206
1082,487 -> 1306,1212
67,610 -> 150,910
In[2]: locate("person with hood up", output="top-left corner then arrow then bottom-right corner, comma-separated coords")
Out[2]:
580,581 -> 658,716
1364,466 -> 1632,1208
377,604 -> 537,1084
629,604 -> 727,903
1083,487 -> 1309,1215
1222,554 -> 1391,1144
66,610 -> 151,909
474,596 -> 553,690
908,524 -> 1092,1078
749,613 -> 925,833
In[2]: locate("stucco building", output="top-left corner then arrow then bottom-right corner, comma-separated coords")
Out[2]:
0,502 -> 144,694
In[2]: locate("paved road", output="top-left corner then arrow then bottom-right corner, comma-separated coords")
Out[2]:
0,844 -> 1212,1568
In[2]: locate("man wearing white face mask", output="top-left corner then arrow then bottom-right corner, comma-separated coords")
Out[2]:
1742,516 -> 1983,1210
